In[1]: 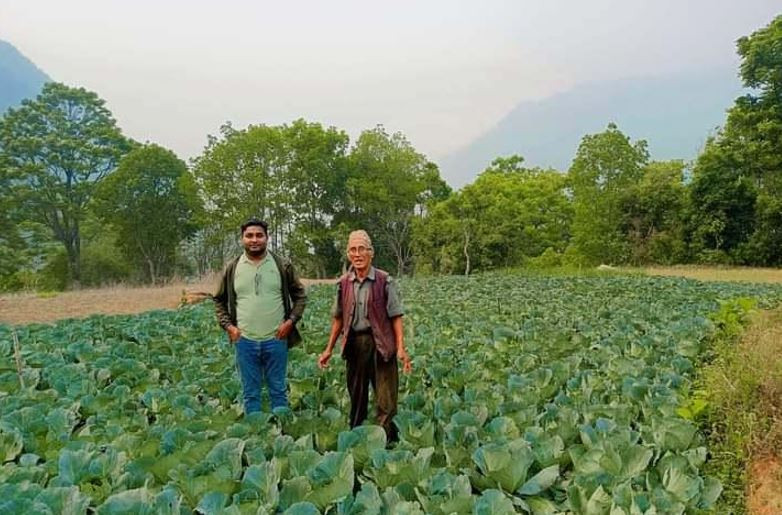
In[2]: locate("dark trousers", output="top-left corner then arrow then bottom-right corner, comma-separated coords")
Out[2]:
344,331 -> 398,441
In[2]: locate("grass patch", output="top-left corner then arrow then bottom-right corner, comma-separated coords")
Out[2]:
639,265 -> 782,284
505,264 -> 646,278
697,300 -> 782,513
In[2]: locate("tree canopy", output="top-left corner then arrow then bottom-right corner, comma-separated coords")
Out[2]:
0,82 -> 131,283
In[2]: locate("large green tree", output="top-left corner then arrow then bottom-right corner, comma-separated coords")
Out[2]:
92,144 -> 201,283
688,146 -> 757,263
568,123 -> 649,265
343,126 -> 449,276
0,82 -> 131,283
191,120 -> 352,275
191,122 -> 288,265
413,156 -> 571,274
689,14 -> 782,265
0,153 -> 25,289
282,120 -> 349,277
620,161 -> 689,264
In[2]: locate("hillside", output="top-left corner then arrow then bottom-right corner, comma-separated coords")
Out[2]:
0,39 -> 49,115
439,69 -> 743,186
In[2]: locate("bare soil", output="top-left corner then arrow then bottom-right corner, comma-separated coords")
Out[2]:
748,457 -> 782,515
744,308 -> 782,514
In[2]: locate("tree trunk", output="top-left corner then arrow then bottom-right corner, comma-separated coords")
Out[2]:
64,233 -> 81,287
147,258 -> 157,285
463,228 -> 471,276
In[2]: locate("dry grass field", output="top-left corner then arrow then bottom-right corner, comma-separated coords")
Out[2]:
0,276 -> 335,325
3,266 -> 782,326
738,308 -> 782,514
641,265 -> 782,284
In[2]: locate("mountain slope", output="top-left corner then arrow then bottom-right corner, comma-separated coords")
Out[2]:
0,40 -> 50,115
439,69 -> 743,187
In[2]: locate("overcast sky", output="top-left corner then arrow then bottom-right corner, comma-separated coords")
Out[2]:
1,1 -> 779,164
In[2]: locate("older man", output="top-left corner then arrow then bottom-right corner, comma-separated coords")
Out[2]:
318,230 -> 412,441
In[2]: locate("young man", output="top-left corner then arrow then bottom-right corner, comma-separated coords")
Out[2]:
318,230 -> 412,441
214,218 -> 307,414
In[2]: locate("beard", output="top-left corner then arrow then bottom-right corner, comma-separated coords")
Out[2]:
244,245 -> 267,258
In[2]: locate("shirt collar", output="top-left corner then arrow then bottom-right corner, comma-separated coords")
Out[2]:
349,266 -> 376,282
240,252 -> 268,265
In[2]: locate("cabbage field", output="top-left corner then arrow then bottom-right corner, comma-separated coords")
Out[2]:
2,274 -> 782,514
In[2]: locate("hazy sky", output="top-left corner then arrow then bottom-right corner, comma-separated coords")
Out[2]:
1,1 -> 779,164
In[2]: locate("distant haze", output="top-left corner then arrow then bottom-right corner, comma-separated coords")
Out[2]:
0,40 -> 49,113
440,68 -> 744,186
0,1 -> 779,185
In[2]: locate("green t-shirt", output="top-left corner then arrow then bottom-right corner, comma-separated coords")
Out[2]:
234,252 -> 285,341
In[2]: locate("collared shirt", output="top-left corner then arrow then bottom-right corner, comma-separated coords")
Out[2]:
331,267 -> 404,330
234,252 -> 285,340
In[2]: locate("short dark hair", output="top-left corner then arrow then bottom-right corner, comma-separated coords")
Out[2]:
241,218 -> 268,236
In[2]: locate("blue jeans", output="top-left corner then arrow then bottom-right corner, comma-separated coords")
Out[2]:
235,336 -> 288,413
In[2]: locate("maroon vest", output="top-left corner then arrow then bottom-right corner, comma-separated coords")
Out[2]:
340,269 -> 397,361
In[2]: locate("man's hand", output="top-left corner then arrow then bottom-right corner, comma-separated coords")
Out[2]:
227,325 -> 241,343
398,349 -> 413,374
318,349 -> 333,369
276,319 -> 294,340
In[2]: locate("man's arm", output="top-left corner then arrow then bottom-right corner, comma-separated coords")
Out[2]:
213,269 -> 231,330
318,318 -> 342,368
286,261 -> 308,322
318,317 -> 343,369
318,283 -> 343,368
385,276 -> 411,373
214,265 -> 240,342
276,261 -> 308,339
392,316 -> 412,373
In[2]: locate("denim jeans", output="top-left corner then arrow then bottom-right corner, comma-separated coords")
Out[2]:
235,336 -> 288,413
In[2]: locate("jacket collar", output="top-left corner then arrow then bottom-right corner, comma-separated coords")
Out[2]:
348,266 -> 376,282
240,251 -> 270,266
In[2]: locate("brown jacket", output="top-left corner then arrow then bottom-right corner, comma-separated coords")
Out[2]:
213,251 -> 307,346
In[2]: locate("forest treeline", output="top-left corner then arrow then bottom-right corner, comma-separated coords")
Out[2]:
0,15 -> 780,290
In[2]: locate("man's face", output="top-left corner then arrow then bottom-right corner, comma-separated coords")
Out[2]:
347,236 -> 373,272
242,225 -> 268,257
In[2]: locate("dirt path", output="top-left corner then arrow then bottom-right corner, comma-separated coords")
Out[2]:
0,278 -> 335,326
744,308 -> 782,514
749,457 -> 782,514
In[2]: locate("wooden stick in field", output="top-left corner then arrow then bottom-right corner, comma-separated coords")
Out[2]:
180,290 -> 213,306
12,328 -> 24,389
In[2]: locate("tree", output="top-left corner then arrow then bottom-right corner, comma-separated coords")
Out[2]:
412,193 -> 473,275
282,120 -> 349,277
191,120 -> 352,276
688,145 -> 757,263
343,126 -> 449,276
191,123 -> 288,264
413,156 -> 572,275
92,144 -> 201,283
0,154 -> 25,289
568,123 -> 649,265
689,15 -> 782,265
0,82 -> 131,284
620,160 -> 688,264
